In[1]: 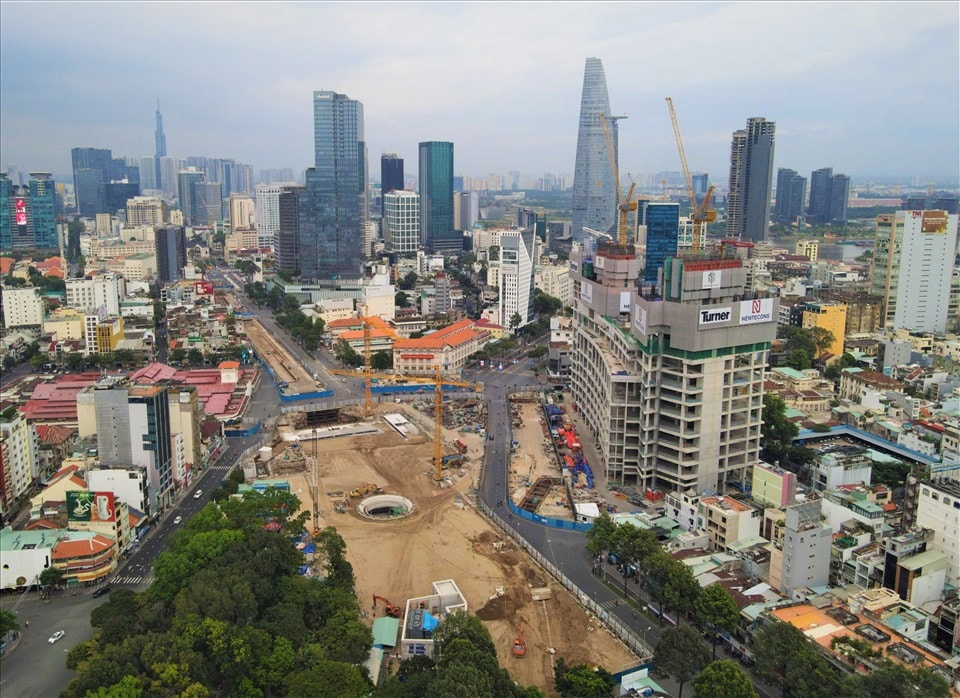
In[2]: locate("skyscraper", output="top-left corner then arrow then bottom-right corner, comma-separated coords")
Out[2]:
808,167 -> 850,225
418,141 -> 458,254
176,168 -> 204,225
155,225 -> 187,282
191,181 -> 222,226
276,185 -> 304,275
571,57 -> 619,244
725,117 -> 776,242
299,90 -> 367,281
381,153 -> 404,197
155,99 -> 167,190
774,168 -> 807,224
383,190 -> 420,254
870,210 -> 958,333
0,172 -> 57,252
638,201 -> 680,285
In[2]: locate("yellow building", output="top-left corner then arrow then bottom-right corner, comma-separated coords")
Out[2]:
795,239 -> 819,261
43,308 -> 86,341
802,301 -> 847,358
95,316 -> 124,352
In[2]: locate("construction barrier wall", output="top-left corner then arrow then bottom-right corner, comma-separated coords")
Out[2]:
224,419 -> 262,437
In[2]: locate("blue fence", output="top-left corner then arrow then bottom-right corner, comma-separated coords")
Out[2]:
224,419 -> 262,437
507,500 -> 593,532
279,389 -> 334,403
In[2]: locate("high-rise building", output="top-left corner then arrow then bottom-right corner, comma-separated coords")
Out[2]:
381,153 -> 404,197
419,141 -> 459,254
801,301 -> 847,358
0,403 -> 39,520
176,168 -> 204,225
870,210 -> 958,333
774,168 -> 807,225
228,194 -> 255,231
138,156 -> 157,190
71,147 -> 133,216
191,181 -> 222,226
725,118 -> 776,242
914,479 -> 960,586
454,190 -> 479,231
498,227 -> 539,330
692,173 -> 709,206
155,225 -> 187,282
570,248 -> 777,493
768,499 -> 832,596
65,273 -> 125,315
383,190 -> 420,254
0,172 -> 57,251
155,99 -> 167,189
571,57 -> 618,244
276,185 -> 304,275
125,196 -> 169,227
159,156 -> 182,200
808,167 -> 850,224
299,90 -> 367,281
638,201 -> 680,285
255,183 -> 295,250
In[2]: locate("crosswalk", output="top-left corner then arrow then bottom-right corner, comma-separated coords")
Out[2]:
113,573 -> 154,586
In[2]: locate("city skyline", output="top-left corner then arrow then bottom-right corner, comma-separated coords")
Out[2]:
0,2 -> 958,183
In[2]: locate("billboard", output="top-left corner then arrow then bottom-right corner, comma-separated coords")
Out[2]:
194,281 -> 215,295
619,291 -> 631,314
739,298 -> 775,325
699,306 -> 732,326
580,281 -> 593,303
920,210 -> 948,234
702,269 -> 721,289
15,198 -> 27,226
634,306 -> 647,334
67,491 -> 116,523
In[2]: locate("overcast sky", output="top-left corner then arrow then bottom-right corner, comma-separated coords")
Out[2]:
1,2 -> 957,185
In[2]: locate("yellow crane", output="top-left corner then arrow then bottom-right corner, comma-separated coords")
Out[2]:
665,97 -> 716,253
599,112 -> 638,249
329,362 -> 476,481
329,319 -> 375,417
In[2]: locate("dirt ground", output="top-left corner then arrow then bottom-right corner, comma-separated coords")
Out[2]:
275,403 -> 637,694
244,319 -> 319,394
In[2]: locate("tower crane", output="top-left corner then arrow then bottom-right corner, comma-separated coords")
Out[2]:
599,112 -> 637,249
665,97 -> 716,253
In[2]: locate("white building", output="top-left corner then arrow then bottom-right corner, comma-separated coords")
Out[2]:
255,183 -> 295,250
1,287 -> 44,327
360,273 -> 397,323
536,262 -> 573,307
767,499 -> 832,597
454,190 -> 479,230
65,273 -> 126,315
0,407 -> 40,519
383,190 -> 420,254
399,579 -> 467,658
914,478 -> 960,586
86,468 -> 150,519
498,228 -> 539,330
870,210 -> 958,333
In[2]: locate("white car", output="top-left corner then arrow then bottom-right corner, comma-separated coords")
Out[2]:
173,515 -> 183,525
48,630 -> 65,644
193,490 -> 202,499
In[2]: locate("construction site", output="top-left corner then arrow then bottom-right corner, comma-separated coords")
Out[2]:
244,318 -> 320,395
242,392 -> 635,692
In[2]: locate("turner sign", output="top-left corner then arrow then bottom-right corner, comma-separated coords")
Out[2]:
739,298 -> 774,325
699,307 -> 732,325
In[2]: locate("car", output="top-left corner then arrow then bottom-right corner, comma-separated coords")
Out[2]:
173,515 -> 183,525
193,490 -> 202,499
92,585 -> 111,598
48,630 -> 65,644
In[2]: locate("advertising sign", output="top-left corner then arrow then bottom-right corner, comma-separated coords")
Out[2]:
702,269 -> 721,289
920,210 -> 948,234
67,491 -> 116,523
619,291 -> 631,314
699,306 -> 732,326
580,281 -> 593,303
594,255 -> 605,269
15,198 -> 27,226
738,298 -> 775,325
634,306 -> 647,334
194,281 -> 215,295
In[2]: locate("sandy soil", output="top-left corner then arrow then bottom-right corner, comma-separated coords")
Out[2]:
244,319 -> 318,394
274,403 -> 636,694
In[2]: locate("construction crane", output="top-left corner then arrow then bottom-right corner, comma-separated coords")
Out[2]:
309,427 -> 322,536
329,319 -> 374,417
665,97 -> 716,253
372,594 -> 402,618
330,363 -> 476,481
513,624 -> 526,657
599,112 -> 637,248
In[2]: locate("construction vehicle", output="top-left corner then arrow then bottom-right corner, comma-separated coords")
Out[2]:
372,594 -> 402,618
441,453 -> 463,467
349,483 -> 382,499
513,624 -> 526,657
665,97 -> 716,253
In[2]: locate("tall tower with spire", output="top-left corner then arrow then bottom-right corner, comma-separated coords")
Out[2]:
571,57 -> 620,244
154,99 -> 167,190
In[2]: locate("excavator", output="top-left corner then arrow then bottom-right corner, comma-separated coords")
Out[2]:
372,594 -> 402,618
513,624 -> 526,657
350,483 -> 382,499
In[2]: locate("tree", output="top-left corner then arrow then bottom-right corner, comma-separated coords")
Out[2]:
533,289 -> 563,317
610,523 -> 657,595
584,510 -> 617,558
785,348 -> 812,371
30,353 -> 47,370
370,350 -> 392,371
509,312 -> 523,334
691,660 -> 758,698
395,291 -> 410,308
694,583 -> 740,658
65,353 -> 86,371
753,620 -> 816,698
761,393 -> 799,467
652,625 -> 710,698
841,661 -> 950,698
0,609 -> 19,636
810,326 -> 835,360
333,339 -> 362,368
186,348 -> 204,366
553,657 -> 616,697
398,271 -> 418,291
39,566 -> 66,588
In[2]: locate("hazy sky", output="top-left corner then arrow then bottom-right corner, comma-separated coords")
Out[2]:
1,2 -> 958,184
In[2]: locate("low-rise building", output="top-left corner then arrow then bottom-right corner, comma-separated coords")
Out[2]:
392,319 -> 480,376
698,495 -> 761,551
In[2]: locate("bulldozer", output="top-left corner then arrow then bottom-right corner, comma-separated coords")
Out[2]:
349,483 -> 382,499
372,594 -> 402,618
513,624 -> 526,657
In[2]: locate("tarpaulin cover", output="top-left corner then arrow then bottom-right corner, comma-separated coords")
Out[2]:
422,612 -> 439,632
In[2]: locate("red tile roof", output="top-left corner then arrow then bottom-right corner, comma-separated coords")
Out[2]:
52,535 -> 114,560
22,373 -> 104,422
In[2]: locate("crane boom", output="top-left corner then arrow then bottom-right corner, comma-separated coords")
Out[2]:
599,112 -> 637,247
665,97 -> 715,253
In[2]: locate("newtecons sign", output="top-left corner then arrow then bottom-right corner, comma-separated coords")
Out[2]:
698,298 -> 776,328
